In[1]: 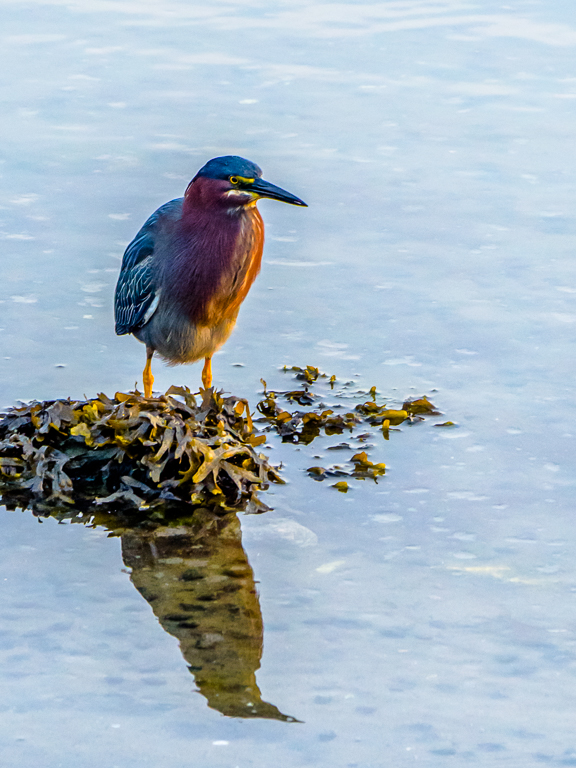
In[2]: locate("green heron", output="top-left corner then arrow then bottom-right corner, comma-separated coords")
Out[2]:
114,156 -> 307,397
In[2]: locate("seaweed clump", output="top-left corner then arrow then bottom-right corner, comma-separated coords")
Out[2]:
0,386 -> 281,522
0,365 -> 448,516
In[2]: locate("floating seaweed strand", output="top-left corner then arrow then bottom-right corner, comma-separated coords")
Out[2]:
256,365 -> 447,492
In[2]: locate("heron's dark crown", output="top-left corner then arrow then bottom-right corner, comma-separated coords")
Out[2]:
194,156 -> 263,182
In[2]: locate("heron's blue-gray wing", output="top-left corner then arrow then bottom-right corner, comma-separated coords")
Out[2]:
114,199 -> 183,335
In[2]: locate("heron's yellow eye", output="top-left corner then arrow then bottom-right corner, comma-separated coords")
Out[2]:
229,175 -> 255,186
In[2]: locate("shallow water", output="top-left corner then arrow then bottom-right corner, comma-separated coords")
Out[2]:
2,0 -> 576,765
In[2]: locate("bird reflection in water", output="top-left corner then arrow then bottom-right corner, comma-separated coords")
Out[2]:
121,510 -> 297,721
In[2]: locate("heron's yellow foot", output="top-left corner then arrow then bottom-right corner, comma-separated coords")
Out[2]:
143,357 -> 154,398
202,357 -> 212,389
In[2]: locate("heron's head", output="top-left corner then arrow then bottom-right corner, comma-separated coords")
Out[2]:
185,155 -> 307,211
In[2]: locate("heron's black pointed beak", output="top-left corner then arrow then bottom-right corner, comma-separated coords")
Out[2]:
250,178 -> 307,206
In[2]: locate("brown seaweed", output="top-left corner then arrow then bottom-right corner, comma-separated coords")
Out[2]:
0,366 -> 445,515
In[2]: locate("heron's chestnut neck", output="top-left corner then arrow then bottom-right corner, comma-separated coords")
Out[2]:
166,177 -> 264,325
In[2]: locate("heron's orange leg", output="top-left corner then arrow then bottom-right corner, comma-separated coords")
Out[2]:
143,347 -> 154,398
201,356 -> 212,389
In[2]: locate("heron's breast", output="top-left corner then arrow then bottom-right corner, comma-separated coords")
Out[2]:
204,208 -> 265,324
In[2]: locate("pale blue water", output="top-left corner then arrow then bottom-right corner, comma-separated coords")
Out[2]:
1,1 -> 576,765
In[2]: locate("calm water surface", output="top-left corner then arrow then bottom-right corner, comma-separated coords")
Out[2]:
1,0 -> 576,765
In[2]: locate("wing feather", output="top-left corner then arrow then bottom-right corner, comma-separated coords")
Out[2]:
114,199 -> 182,335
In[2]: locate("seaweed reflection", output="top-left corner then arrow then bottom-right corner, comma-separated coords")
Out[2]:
121,510 -> 296,721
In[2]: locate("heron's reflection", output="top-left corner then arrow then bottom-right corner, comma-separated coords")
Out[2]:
120,510 -> 296,721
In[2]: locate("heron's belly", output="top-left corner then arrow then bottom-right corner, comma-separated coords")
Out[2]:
134,310 -> 237,364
